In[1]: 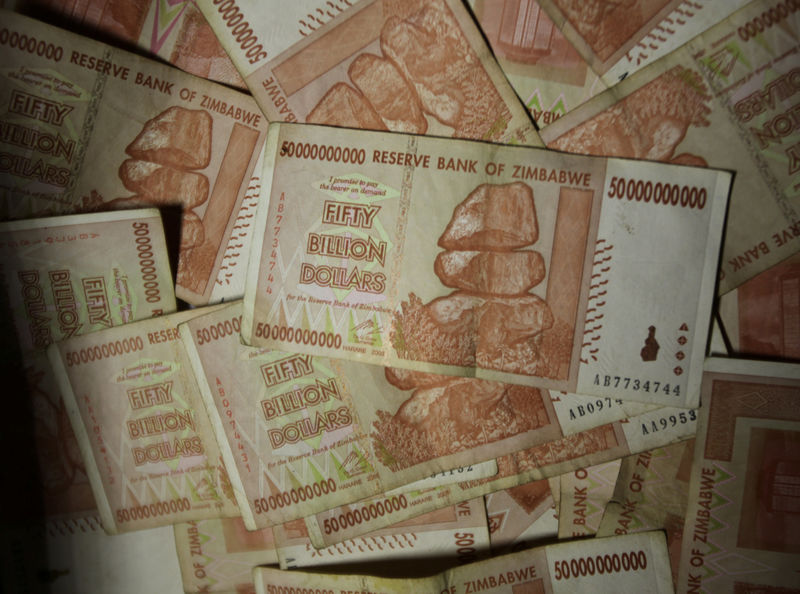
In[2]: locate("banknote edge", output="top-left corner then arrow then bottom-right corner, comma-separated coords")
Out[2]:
46,342 -> 118,534
242,123 -> 282,345
178,304 -> 257,530
0,208 -> 163,232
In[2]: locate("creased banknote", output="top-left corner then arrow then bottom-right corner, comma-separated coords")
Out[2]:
557,459 -> 621,538
273,498 -> 488,570
718,252 -> 800,360
174,517 -> 277,594
542,0 -> 800,293
7,0 -> 246,88
0,10 -> 267,304
0,209 -> 175,524
47,306 -> 240,533
306,402 -> 697,547
180,301 -> 510,529
676,357 -> 800,593
471,0 -> 751,127
255,530 -> 674,594
485,480 -> 558,554
197,0 -> 541,146
537,0 -> 748,82
243,122 -> 730,408
597,439 -> 694,586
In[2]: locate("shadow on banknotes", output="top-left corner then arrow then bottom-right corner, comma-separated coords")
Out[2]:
0,283 -> 49,591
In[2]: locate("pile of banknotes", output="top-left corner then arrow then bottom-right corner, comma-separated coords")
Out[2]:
0,1 -> 798,592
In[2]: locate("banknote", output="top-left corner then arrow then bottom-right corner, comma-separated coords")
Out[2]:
536,0 -> 748,82
485,480 -> 558,554
273,498 -> 488,570
243,122 -> 730,407
597,439 -> 694,586
557,459 -> 620,538
0,10 -> 268,304
47,306 -> 241,533
198,0 -> 541,145
0,209 -> 175,523
718,253 -> 800,360
174,517 -> 277,594
181,301 -> 510,528
306,403 -> 697,547
542,0 -> 800,293
676,358 -> 800,593
8,0 -> 246,88
255,530 -> 674,593
469,0 -> 608,127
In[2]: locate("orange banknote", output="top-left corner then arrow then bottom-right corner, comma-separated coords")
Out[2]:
0,10 -> 267,304
676,358 -> 800,593
0,209 -> 175,524
48,306 -> 240,533
244,122 -> 731,408
198,0 -> 541,146
8,0 -> 245,88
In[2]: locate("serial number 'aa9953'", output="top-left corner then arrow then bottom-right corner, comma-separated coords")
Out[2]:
608,177 -> 707,209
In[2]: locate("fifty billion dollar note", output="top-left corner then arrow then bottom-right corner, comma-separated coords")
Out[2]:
0,209 -> 176,523
0,10 -> 267,304
47,306 -> 241,534
243,122 -> 731,408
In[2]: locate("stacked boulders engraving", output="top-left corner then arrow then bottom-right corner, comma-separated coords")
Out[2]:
548,66 -> 711,166
112,106 -> 212,283
306,0 -> 512,140
392,182 -> 555,376
372,367 -> 551,471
